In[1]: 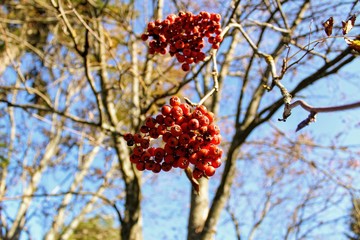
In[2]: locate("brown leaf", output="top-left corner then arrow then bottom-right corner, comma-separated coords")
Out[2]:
296,112 -> 317,132
185,167 -> 200,194
322,17 -> 334,36
344,36 -> 360,53
342,15 -> 356,35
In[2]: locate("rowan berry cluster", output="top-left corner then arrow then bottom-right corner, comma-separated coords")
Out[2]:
124,96 -> 222,179
141,11 -> 223,71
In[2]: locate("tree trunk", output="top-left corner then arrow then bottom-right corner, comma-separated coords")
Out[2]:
187,178 -> 210,240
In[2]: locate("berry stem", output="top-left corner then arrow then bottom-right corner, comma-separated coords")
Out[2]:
197,50 -> 219,106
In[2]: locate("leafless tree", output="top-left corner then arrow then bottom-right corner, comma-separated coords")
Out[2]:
0,1 -> 359,240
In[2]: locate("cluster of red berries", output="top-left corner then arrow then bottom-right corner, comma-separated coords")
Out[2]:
124,96 -> 222,179
141,11 -> 223,71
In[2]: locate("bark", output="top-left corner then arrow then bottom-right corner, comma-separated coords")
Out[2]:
7,122 -> 62,239
187,178 -> 210,240
44,135 -> 105,240
0,44 -> 22,76
97,20 -> 143,240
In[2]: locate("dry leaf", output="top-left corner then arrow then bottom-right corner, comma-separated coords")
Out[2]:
322,17 -> 334,36
342,15 -> 356,35
185,167 -> 200,194
344,36 -> 360,53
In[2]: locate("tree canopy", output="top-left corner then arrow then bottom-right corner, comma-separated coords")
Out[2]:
0,0 -> 359,240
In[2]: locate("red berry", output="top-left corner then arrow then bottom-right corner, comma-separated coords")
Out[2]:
199,126 -> 208,135
141,152 -> 152,162
211,158 -> 222,168
164,143 -> 175,155
180,103 -> 192,116
167,136 -> 179,147
210,134 -> 221,145
140,125 -> 150,133
205,112 -> 214,123
176,53 -> 186,63
171,106 -> 183,118
130,154 -> 141,164
196,105 -> 207,114
178,11 -> 186,17
140,138 -> 150,149
181,63 -> 190,71
188,118 -> 200,130
196,160 -> 208,171
183,48 -> 191,56
189,153 -> 198,164
171,125 -> 182,136
136,162 -> 145,171
200,11 -> 210,19
169,96 -> 181,106
149,48 -> 155,54
181,122 -> 189,132
147,22 -> 155,30
164,116 -> 175,127
161,105 -> 172,116
199,115 -> 210,126
185,57 -> 194,64
205,165 -> 216,177
211,13 -> 221,22
157,124 -> 167,135
133,146 -> 144,156
208,36 -> 215,44
162,162 -> 172,171
166,14 -> 177,23
145,117 -> 157,128
154,148 -> 165,160
133,133 -> 142,143
208,124 -> 220,135
212,43 -> 220,49
192,168 -> 203,179
155,114 -> 165,124
141,34 -> 149,41
215,35 -> 223,43
126,139 -> 135,146
175,115 -> 185,125
145,160 -> 155,170
149,128 -> 160,139
175,146 -> 188,157
162,132 -> 172,142
192,109 -> 203,119
147,147 -> 156,156
124,133 -> 133,142
175,40 -> 185,49
198,148 -> 209,158
152,163 -> 162,173
179,133 -> 190,145
197,52 -> 206,61
178,157 -> 189,169
164,154 -> 174,163
159,48 -> 167,55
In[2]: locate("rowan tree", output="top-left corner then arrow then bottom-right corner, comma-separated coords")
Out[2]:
0,1 -> 359,240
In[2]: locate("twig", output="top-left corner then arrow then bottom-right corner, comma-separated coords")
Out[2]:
182,47 -> 222,191
290,99 -> 360,113
230,21 -> 280,82
279,100 -> 360,131
197,51 -> 219,106
246,19 -> 290,33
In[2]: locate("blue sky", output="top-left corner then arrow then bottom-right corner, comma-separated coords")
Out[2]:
1,1 -> 360,239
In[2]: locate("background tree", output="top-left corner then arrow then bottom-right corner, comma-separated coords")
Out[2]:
348,198 -> 360,240
65,215 -> 120,240
0,0 -> 359,240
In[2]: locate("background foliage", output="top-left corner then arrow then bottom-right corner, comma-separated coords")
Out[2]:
0,0 -> 359,239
